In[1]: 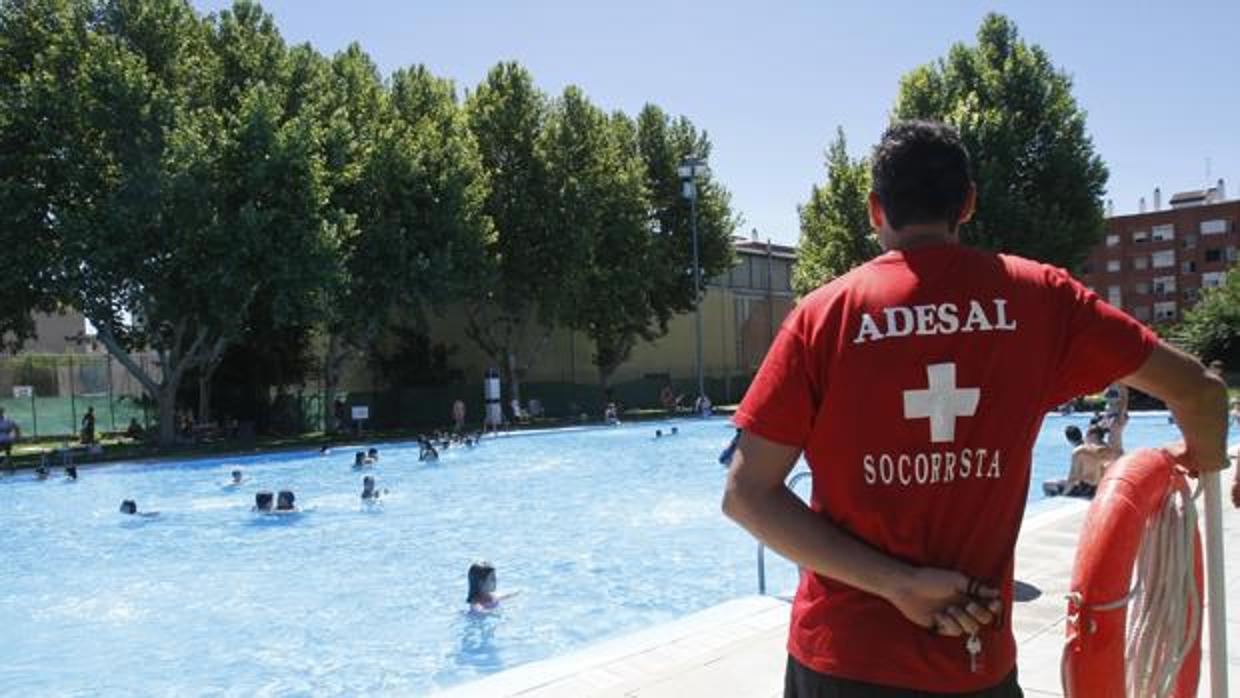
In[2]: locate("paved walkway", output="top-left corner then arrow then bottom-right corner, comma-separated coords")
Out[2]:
442,492 -> 1238,697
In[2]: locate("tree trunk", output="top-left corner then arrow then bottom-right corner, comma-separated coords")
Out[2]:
323,333 -> 353,434
157,382 -> 179,446
197,372 -> 212,425
504,349 -> 521,409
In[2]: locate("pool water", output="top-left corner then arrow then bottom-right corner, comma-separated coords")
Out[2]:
0,413 -> 1201,695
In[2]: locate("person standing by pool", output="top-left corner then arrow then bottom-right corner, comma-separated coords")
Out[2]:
452,399 -> 467,433
722,121 -> 1229,696
0,408 -> 20,468
80,406 -> 96,444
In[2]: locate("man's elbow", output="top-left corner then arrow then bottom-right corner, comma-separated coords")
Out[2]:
1173,370 -> 1228,415
721,475 -> 753,523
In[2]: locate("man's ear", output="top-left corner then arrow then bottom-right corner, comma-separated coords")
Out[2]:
958,184 -> 977,225
868,191 -> 885,230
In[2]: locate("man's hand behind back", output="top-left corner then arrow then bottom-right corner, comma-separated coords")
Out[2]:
887,567 -> 1002,637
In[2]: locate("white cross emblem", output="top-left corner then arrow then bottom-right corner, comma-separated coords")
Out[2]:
903,363 -> 979,443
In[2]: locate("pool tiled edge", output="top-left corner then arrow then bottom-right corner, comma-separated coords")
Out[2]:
436,595 -> 789,697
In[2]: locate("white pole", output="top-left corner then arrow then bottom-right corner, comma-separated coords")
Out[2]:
1201,471 -> 1229,698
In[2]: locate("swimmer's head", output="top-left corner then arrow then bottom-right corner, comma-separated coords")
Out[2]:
254,491 -> 274,511
231,469 -> 242,482
276,490 -> 295,510
1064,425 -> 1083,446
671,427 -> 678,435
467,560 -> 497,602
65,466 -> 78,480
354,451 -> 365,464
362,475 -> 375,494
367,448 -> 378,458
655,430 -> 662,438
119,499 -> 137,515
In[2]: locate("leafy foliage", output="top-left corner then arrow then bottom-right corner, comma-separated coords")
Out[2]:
793,128 -> 879,295
892,13 -> 1108,269
1179,269 -> 1240,368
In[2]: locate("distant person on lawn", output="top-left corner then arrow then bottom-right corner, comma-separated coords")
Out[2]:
0,408 -> 20,466
722,120 -> 1228,696
81,406 -> 96,444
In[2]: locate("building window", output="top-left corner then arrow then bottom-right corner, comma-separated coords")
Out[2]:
1153,275 -> 1176,295
1106,259 -> 1121,272
1201,219 -> 1228,235
1205,248 -> 1223,263
1107,286 -> 1122,306
1153,301 -> 1177,321
1132,306 -> 1151,321
1151,250 -> 1176,268
1227,246 -> 1238,262
1183,288 -> 1200,304
1202,271 -> 1226,288
1134,280 -> 1151,295
1132,256 -> 1148,270
1182,261 -> 1197,273
1183,234 -> 1197,249
1133,231 -> 1149,244
1105,234 -> 1120,247
1151,224 -> 1175,241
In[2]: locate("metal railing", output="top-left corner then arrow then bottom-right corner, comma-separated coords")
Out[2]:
757,470 -> 813,595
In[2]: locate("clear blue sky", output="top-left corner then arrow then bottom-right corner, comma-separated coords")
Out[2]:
192,0 -> 1240,247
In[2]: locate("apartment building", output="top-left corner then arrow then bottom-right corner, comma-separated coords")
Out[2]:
1079,179 -> 1238,325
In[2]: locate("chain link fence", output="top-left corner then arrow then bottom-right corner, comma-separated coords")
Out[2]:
0,354 -> 155,440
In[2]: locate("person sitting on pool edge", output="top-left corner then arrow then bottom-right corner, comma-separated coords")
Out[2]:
1044,425 -> 1116,498
466,561 -> 519,613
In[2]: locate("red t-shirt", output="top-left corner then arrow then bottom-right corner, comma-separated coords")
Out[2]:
734,243 -> 1157,693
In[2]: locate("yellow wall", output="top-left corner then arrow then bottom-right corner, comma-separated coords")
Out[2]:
343,249 -> 799,407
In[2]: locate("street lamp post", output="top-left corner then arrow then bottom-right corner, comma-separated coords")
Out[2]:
678,157 -> 710,405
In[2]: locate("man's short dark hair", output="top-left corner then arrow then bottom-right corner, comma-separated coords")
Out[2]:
871,120 -> 972,232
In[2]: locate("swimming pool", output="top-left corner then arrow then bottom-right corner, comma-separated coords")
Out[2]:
0,413 -> 1200,695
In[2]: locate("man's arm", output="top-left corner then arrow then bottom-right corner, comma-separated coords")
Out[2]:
1121,341 -> 1229,477
721,431 -> 999,636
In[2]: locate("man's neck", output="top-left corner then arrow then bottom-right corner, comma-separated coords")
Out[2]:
882,224 -> 958,252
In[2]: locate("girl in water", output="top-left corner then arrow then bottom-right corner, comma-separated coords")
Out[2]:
466,561 -> 518,613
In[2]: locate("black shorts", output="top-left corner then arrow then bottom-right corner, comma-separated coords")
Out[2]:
785,655 -> 1023,698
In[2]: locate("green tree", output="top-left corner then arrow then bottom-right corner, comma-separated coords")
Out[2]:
892,13 -> 1108,269
316,58 -> 491,431
464,62 -> 568,406
635,104 -> 737,325
0,0 -> 336,444
0,0 -> 87,348
793,128 -> 879,295
1179,270 -> 1240,369
542,90 -> 650,388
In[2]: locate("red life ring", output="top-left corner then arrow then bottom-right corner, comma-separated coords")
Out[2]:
1061,448 -> 1204,697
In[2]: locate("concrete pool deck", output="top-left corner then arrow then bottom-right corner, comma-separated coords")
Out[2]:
441,494 -> 1239,697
